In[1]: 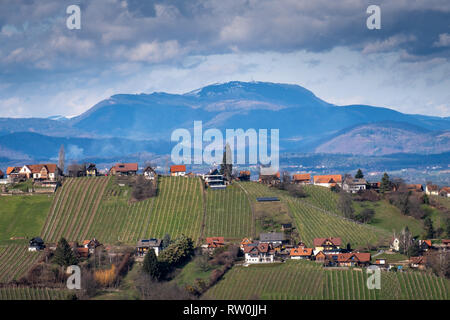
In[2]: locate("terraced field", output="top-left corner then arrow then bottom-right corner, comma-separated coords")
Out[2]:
203,260 -> 450,300
0,245 -> 43,283
0,287 -> 69,300
204,184 -> 253,240
238,182 -> 390,248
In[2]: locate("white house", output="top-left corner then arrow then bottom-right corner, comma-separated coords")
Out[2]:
425,184 -> 439,196
342,178 -> 367,193
243,243 -> 275,264
390,237 -> 400,252
170,165 -> 186,177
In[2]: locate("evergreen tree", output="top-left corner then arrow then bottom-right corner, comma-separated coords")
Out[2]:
220,143 -> 233,181
53,237 -> 78,267
355,169 -> 364,179
162,233 -> 171,249
380,172 -> 391,193
424,217 -> 435,239
142,249 -> 161,280
422,193 -> 430,205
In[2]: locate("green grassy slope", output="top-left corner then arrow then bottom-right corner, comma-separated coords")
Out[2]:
0,195 -> 53,244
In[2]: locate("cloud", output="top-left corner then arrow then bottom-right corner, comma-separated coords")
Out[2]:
433,33 -> 450,47
120,40 -> 183,63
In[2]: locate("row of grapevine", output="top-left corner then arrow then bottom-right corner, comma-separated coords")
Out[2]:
0,245 -> 43,283
203,261 -> 450,300
204,184 -> 253,239
238,181 -> 389,248
86,176 -> 204,244
40,177 -> 109,242
0,286 -> 69,300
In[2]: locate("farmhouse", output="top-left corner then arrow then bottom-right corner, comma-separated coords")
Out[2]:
28,237 -> 45,252
68,164 -> 86,177
419,240 -> 433,251
205,237 -> 225,250
259,232 -> 286,246
390,237 -> 400,252
143,166 -> 157,180
334,252 -> 371,267
342,177 -> 367,193
82,238 -> 101,254
406,184 -> 423,192
425,184 -> 439,196
203,168 -> 226,189
110,163 -> 138,176
313,175 -> 342,188
243,243 -> 275,264
240,238 -> 253,250
86,163 -> 98,177
136,238 -> 163,257
410,256 -> 427,269
292,173 -> 311,184
258,168 -> 280,185
76,247 -> 90,258
290,247 -> 313,260
439,187 -> 450,198
313,237 -> 342,254
18,164 -> 61,181
170,165 -> 186,176
238,170 -> 251,181
314,251 -> 327,263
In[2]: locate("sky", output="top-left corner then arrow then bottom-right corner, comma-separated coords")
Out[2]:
0,0 -> 449,118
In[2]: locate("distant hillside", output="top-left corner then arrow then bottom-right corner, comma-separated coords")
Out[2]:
315,121 -> 450,155
1,81 -> 449,160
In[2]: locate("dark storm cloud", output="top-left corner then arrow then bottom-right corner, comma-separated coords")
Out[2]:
0,0 -> 449,72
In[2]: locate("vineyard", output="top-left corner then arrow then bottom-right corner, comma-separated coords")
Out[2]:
204,184 -> 253,240
40,176 -> 109,243
0,287 -> 69,300
87,176 -> 204,244
0,245 -> 44,283
40,176 -> 204,245
238,182 -> 390,248
203,260 -> 450,300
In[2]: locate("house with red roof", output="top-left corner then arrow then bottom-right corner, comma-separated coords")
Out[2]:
170,165 -> 186,177
18,164 -> 61,181
313,174 -> 342,188
313,237 -> 342,254
292,173 -> 311,184
110,163 -> 138,176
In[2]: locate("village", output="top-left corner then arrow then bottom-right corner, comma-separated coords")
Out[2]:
1,159 -> 449,281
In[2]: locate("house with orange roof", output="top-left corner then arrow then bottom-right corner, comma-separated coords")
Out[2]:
313,174 -> 342,188
238,170 -> 251,181
419,240 -> 433,251
240,238 -> 253,250
292,173 -> 311,184
326,252 -> 371,267
290,247 -> 313,260
205,237 -> 225,249
170,165 -> 186,176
